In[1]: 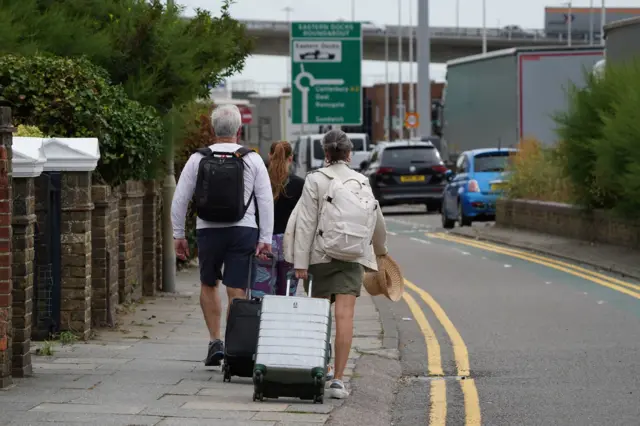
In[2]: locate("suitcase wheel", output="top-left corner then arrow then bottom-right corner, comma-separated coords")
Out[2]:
222,363 -> 231,383
252,370 -> 265,402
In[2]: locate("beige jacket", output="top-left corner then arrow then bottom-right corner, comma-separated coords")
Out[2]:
283,162 -> 388,271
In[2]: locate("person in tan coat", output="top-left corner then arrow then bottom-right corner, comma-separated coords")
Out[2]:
284,129 -> 388,399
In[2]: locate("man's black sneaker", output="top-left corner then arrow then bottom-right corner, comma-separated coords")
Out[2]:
205,340 -> 224,366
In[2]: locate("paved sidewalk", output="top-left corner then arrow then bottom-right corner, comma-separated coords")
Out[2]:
0,268 -> 385,426
450,223 -> 640,280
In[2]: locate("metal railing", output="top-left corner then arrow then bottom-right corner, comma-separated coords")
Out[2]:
241,19 -> 596,43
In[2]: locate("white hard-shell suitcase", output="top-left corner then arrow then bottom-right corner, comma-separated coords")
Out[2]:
253,274 -> 331,404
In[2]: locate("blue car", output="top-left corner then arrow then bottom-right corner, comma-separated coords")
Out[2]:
441,148 -> 517,229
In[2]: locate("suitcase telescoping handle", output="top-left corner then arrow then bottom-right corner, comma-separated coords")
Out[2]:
285,271 -> 314,298
247,253 -> 275,300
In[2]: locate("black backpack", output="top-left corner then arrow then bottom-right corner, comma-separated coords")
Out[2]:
194,146 -> 255,223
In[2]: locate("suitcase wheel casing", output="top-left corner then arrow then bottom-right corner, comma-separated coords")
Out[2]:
252,294 -> 331,404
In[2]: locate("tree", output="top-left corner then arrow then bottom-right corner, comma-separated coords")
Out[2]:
0,0 -> 253,114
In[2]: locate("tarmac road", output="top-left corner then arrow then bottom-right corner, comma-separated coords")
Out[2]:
380,206 -> 640,426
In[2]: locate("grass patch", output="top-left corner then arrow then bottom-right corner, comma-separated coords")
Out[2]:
36,340 -> 55,356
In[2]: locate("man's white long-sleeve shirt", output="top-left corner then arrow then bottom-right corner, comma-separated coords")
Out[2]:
171,143 -> 274,244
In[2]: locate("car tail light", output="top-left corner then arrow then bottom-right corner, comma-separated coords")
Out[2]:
376,167 -> 394,175
467,179 -> 480,192
432,165 -> 448,174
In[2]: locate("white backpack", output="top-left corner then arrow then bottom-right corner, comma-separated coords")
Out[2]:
315,169 -> 378,261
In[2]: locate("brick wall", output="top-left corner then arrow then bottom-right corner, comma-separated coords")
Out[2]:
91,185 -> 119,327
119,181 -> 144,303
60,172 -> 93,340
0,107 -> 14,388
497,199 -> 640,249
11,178 -> 35,377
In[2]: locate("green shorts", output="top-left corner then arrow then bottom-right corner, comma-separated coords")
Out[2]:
305,259 -> 364,302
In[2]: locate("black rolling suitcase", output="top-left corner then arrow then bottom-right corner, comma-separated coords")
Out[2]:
221,254 -> 275,382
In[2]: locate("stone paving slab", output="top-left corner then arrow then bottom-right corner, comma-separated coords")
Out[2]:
0,268 -> 384,425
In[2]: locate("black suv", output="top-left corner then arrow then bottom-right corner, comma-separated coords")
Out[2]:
359,141 -> 448,212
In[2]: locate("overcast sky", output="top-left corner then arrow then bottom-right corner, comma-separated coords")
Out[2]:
177,0 -> 623,92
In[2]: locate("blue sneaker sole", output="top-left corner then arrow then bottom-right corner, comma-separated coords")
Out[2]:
205,351 -> 225,367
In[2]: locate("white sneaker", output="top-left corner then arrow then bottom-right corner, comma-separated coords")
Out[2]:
327,379 -> 349,399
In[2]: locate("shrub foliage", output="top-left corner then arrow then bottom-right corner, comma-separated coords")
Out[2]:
508,60 -> 640,219
554,60 -> 640,217
0,54 -> 163,185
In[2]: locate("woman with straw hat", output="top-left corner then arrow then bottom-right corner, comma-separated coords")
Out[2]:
284,129 -> 394,400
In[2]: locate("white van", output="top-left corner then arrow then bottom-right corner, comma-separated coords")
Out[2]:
292,133 -> 371,178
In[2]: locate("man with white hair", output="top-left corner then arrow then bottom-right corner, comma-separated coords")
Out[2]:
171,104 -> 274,366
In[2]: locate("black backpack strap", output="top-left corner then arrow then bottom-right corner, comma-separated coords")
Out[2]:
235,146 -> 255,158
197,147 -> 213,156
236,147 -> 259,227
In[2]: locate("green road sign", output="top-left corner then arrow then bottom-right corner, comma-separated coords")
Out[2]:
290,22 -> 362,126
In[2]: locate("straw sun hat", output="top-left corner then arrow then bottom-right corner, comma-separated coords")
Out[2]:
363,254 -> 404,302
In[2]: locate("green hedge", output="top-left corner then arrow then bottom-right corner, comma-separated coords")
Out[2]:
0,54 -> 163,185
553,60 -> 640,218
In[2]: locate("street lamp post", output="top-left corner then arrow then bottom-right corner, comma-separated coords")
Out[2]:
408,0 -> 415,139
417,0 -> 431,138
589,0 -> 594,45
284,6 -> 293,89
601,0 -> 606,46
397,0 -> 403,140
162,0 -> 177,293
567,1 -> 573,47
482,0 -> 487,54
384,28 -> 390,141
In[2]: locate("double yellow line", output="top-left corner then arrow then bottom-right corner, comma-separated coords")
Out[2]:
430,232 -> 640,300
402,279 -> 481,426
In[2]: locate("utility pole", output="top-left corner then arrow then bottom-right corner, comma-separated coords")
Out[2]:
408,0 -> 415,139
482,0 -> 487,54
589,0 -> 594,45
418,0 -> 431,138
567,1 -> 573,47
601,0 -> 606,46
384,28 -> 390,141
284,7 -> 293,89
162,0 -> 176,292
397,0 -> 403,140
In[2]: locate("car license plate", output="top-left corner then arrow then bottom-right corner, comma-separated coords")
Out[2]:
491,182 -> 507,191
400,175 -> 425,183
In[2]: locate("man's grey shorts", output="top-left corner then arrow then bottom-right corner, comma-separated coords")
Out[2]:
196,227 -> 258,289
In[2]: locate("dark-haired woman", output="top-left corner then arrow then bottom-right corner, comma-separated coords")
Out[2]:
253,141 -> 305,298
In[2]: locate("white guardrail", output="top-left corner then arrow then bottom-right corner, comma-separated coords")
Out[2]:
240,19 -> 592,42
